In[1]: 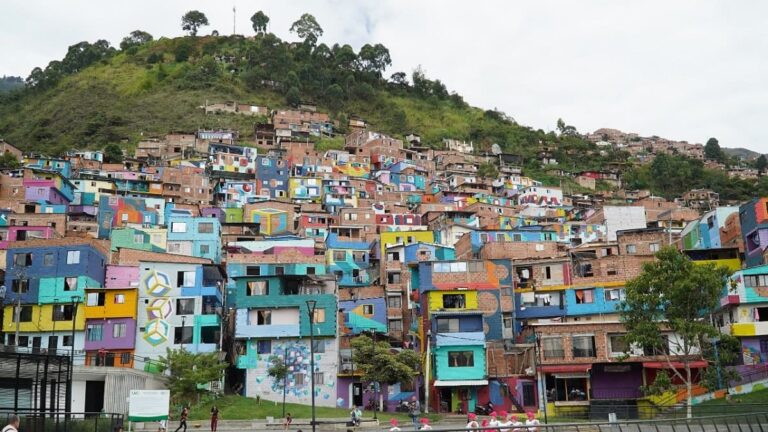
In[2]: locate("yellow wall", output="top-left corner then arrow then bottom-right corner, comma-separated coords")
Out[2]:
693,258 -> 741,273
380,231 -> 435,257
84,289 -> 138,319
427,290 -> 478,312
3,304 -> 86,332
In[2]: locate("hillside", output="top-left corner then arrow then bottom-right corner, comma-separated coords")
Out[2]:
0,76 -> 23,93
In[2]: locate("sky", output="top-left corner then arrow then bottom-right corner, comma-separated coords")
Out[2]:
1,0 -> 766,154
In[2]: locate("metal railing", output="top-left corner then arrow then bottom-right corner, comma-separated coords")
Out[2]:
0,411 -> 123,432
550,402 -> 768,421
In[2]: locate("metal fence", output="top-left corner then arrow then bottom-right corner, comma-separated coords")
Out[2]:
552,403 -> 768,421
0,411 -> 123,432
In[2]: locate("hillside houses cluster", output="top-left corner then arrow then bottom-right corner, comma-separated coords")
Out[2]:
0,106 -> 766,418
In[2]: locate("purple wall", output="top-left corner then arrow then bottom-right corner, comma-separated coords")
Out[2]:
591,363 -> 643,399
25,186 -> 68,205
337,377 -> 396,410
105,265 -> 139,289
84,318 -> 136,350
202,207 -> 225,223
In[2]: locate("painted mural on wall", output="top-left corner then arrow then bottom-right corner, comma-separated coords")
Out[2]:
247,208 -> 289,235
333,162 -> 370,178
141,270 -> 173,346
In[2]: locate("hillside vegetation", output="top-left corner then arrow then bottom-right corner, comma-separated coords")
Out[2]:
0,12 -> 764,200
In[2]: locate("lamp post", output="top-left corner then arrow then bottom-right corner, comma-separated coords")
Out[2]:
66,295 -> 81,414
306,300 -> 317,432
531,328 -> 548,424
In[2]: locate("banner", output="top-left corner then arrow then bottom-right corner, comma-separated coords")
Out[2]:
128,389 -> 170,421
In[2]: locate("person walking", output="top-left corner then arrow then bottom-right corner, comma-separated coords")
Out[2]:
408,396 -> 421,428
2,415 -> 19,432
284,413 -> 293,431
210,405 -> 220,432
174,407 -> 189,432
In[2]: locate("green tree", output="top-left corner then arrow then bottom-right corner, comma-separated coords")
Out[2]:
0,152 -> 20,169
620,247 -> 730,418
699,334 -> 741,391
325,84 -> 344,111
756,154 -> 767,176
120,30 -> 153,50
251,11 -> 270,34
286,86 -> 301,107
351,335 -> 420,411
103,144 -> 123,163
357,43 -> 392,78
181,10 -> 209,36
477,161 -> 499,178
289,13 -> 323,46
704,137 -> 724,162
158,348 -> 227,406
267,355 -> 289,416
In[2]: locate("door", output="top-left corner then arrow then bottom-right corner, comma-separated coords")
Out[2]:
32,337 -> 41,353
84,381 -> 105,415
439,388 -> 452,413
47,336 -> 58,353
352,383 -> 363,408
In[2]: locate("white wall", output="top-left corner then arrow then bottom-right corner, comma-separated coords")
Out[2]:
604,206 -> 647,241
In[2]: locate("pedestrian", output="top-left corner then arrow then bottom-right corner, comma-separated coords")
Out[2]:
174,406 -> 188,432
466,413 -> 479,429
284,412 -> 293,431
389,418 -> 401,432
350,406 -> 362,427
488,411 -> 499,429
524,412 -> 539,432
408,396 -> 421,427
158,419 -> 167,432
210,405 -> 220,432
498,411 -> 511,432
2,415 -> 19,432
114,427 -> 124,432
418,418 -> 432,431
510,415 -> 523,432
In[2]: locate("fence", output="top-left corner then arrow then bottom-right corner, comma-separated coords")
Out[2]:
552,403 -> 768,421
0,411 -> 124,432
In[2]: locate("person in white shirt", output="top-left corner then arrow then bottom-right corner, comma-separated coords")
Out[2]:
524,412 -> 540,432
2,415 -> 19,432
510,415 -> 524,432
498,411 -> 513,432
419,418 -> 432,430
466,413 -> 479,429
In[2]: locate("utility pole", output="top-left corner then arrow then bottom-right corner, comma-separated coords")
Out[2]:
424,330 -> 431,414
232,5 -> 237,35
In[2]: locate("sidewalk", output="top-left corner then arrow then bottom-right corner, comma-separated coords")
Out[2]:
130,417 -> 381,431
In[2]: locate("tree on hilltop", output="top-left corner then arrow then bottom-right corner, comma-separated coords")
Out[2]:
120,30 -> 153,50
251,11 -> 270,34
756,154 -> 767,176
704,137 -> 725,162
182,10 -> 209,36
290,13 -> 323,46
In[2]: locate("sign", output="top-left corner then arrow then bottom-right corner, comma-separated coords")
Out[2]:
128,389 -> 169,422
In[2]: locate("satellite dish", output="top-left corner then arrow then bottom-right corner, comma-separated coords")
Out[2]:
491,143 -> 502,155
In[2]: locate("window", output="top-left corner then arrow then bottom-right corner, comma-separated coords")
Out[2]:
608,334 -> 628,356
383,319 -> 402,332
468,262 -> 484,272
759,339 -> 768,354
174,326 -> 193,344
353,251 -> 367,262
198,223 -> 214,234
577,263 -> 594,277
133,234 -> 145,244
18,336 -> 29,347
650,243 -> 661,252
745,275 -> 768,287
13,253 -> 32,267
86,292 -> 105,306
52,305 -> 74,321
294,373 -> 305,386
167,243 -> 181,253
387,272 -> 401,284
387,296 -> 402,309
62,336 -> 72,347
114,294 -> 125,304
247,281 -> 269,296
15,306 -> 32,322
604,289 -> 625,302
43,253 -> 54,266
333,250 -> 346,261
437,318 -> 460,333
625,244 -> 637,254
362,304 -> 374,315
433,262 -> 468,273
313,372 -> 325,385
113,323 -> 127,338
442,294 -> 466,309
66,250 -> 81,264
12,279 -> 29,293
542,338 -> 564,359
201,326 -> 218,344
503,313 -> 513,329
121,353 -> 132,364
171,222 -> 187,233
313,308 -> 326,323
448,351 -> 475,367
275,266 -> 285,275
200,244 -> 210,255
572,335 -> 596,358
257,340 -> 271,354
176,298 -> 195,315
64,277 -> 77,292
256,310 -> 271,325
312,340 -> 326,353
87,324 -> 103,341
246,266 -> 261,276
545,266 -> 552,279
307,267 -> 316,275
574,289 -> 595,304
643,335 -> 670,356
177,271 -> 196,287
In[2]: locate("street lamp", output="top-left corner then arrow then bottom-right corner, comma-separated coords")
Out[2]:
306,300 -> 318,432
181,315 -> 187,351
67,295 -> 81,415
531,328 -> 548,424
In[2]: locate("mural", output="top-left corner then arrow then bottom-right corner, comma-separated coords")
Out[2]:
142,270 -> 173,346
333,162 -> 370,179
218,181 -> 260,206
247,208 -> 289,235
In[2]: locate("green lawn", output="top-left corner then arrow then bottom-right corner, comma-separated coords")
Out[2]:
690,387 -> 768,417
187,395 -> 443,423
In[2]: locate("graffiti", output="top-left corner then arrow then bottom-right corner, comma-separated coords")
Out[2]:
142,270 -> 172,346
248,208 -> 289,235
261,341 -> 333,402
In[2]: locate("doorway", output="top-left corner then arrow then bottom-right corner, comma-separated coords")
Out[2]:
352,383 -> 363,408
439,388 -> 452,413
84,381 -> 105,415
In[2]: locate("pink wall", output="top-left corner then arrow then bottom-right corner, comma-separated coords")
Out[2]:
105,265 -> 139,288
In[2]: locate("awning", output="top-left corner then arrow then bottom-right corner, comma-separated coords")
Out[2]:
643,360 -> 709,369
433,380 -> 488,387
538,364 -> 592,373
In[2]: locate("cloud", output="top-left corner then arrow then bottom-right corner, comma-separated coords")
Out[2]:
0,0 -> 766,153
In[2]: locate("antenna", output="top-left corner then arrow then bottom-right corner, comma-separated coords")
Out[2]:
233,4 -> 237,35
